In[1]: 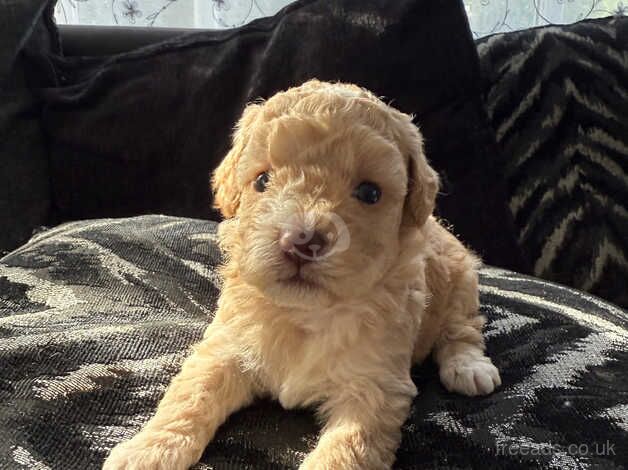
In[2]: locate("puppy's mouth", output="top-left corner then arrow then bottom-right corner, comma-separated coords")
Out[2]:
277,269 -> 320,290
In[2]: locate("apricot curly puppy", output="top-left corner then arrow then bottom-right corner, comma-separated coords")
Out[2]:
104,80 -> 501,470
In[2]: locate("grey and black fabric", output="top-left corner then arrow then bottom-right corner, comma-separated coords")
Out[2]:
477,17 -> 628,308
1,216 -> 627,469
0,0 -> 59,254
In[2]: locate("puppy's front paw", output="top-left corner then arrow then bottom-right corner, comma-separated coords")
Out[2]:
103,432 -> 197,470
299,450 -> 361,470
439,354 -> 501,396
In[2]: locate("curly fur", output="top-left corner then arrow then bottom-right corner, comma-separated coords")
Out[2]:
104,80 -> 500,470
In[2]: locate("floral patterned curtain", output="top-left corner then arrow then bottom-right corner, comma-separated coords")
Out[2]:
53,0 -> 296,28
54,0 -> 627,36
465,0 -> 626,37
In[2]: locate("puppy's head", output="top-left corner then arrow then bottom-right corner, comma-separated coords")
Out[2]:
213,80 -> 439,308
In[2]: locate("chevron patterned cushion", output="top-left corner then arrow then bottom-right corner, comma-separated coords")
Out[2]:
477,17 -> 628,308
1,216 -> 626,469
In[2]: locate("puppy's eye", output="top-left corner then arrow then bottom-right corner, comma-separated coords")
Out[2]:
254,172 -> 270,192
353,181 -> 381,205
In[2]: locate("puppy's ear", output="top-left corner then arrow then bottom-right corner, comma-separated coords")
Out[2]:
212,104 -> 261,218
401,123 -> 440,227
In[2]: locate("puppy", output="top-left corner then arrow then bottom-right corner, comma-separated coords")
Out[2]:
104,80 -> 501,470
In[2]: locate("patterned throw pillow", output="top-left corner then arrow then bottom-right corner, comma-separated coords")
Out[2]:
477,17 -> 628,308
0,216 -> 626,469
34,0 -> 524,272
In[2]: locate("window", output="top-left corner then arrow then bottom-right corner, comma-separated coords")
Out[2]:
54,0 -> 627,37
54,0 -> 295,28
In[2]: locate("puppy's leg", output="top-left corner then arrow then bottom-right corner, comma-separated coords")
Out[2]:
432,264 -> 501,396
435,315 -> 501,396
103,330 -> 254,470
300,383 -> 415,470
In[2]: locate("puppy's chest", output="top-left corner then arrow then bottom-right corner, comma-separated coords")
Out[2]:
249,326 -> 375,409
253,323 -> 410,410
240,294 -> 420,410
259,336 -> 338,409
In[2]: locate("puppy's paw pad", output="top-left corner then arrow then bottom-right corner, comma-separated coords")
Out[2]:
440,355 -> 501,396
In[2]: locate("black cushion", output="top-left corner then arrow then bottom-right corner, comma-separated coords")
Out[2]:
0,0 -> 58,254
0,215 -> 626,469
35,0 -> 526,272
476,17 -> 628,308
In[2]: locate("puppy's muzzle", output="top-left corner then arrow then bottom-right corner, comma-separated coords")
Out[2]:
277,211 -> 350,265
279,228 -> 328,264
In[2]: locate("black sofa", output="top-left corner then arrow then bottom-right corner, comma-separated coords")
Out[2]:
1,1 -> 627,469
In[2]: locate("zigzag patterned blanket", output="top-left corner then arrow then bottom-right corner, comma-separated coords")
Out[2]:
1,216 -> 626,469
477,17 -> 628,308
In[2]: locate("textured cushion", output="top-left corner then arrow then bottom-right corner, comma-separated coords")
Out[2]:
1,215 -> 626,469
35,0 -> 525,272
476,17 -> 628,308
0,0 -> 58,254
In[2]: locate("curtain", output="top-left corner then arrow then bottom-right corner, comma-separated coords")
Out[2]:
54,0 -> 627,37
53,0 -> 295,28
464,0 -> 627,37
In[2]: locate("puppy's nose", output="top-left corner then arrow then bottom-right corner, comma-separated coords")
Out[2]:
279,229 -> 327,262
